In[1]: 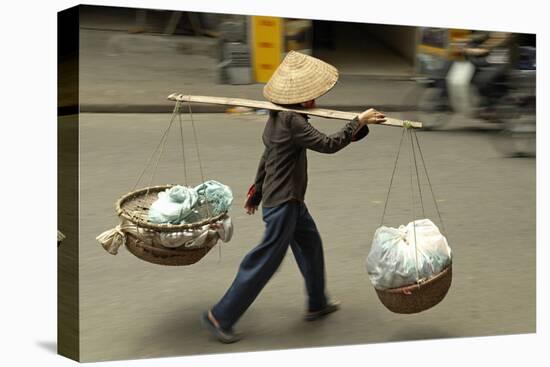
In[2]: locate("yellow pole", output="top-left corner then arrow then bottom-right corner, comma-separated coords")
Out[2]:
251,16 -> 283,83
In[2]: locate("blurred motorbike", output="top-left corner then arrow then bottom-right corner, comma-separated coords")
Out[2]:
491,46 -> 536,157
411,37 -> 535,156
410,50 -> 454,130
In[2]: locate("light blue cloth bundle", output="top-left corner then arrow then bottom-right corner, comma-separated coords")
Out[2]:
194,180 -> 234,216
148,180 -> 233,225
148,185 -> 199,224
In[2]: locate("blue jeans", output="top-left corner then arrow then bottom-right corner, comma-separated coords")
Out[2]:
211,200 -> 328,330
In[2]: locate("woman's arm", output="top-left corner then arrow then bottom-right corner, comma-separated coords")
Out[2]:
290,108 -> 384,153
290,114 -> 362,154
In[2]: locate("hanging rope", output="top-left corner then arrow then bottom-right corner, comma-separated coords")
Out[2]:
409,127 -> 425,218
186,101 -> 212,218
177,107 -> 189,187
185,100 -> 218,260
412,129 -> 447,236
380,128 -> 407,227
147,120 -> 173,193
407,128 -> 421,283
132,102 -> 182,192
380,122 -> 447,285
187,102 -> 207,188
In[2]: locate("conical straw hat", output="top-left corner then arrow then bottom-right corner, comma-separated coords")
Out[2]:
263,51 -> 339,105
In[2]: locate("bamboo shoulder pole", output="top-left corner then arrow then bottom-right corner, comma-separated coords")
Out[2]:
167,93 -> 422,129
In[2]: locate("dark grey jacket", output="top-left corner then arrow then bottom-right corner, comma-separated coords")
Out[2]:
250,110 -> 365,208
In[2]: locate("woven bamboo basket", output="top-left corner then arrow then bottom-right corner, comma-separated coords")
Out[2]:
374,264 -> 452,314
115,184 -> 228,266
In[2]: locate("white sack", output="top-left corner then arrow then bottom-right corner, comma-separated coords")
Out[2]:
366,219 -> 452,290
157,216 -> 234,249
97,217 -> 233,255
96,219 -> 156,255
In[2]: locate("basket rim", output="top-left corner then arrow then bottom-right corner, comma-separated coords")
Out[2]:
115,184 -> 228,231
376,263 -> 452,294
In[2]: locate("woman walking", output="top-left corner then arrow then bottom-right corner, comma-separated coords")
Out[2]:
202,51 -> 386,343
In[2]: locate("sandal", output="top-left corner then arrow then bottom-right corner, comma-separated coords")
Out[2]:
201,311 -> 241,344
304,300 -> 341,321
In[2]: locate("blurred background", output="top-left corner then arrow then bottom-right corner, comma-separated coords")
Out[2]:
61,5 -> 537,157
58,4 -> 536,362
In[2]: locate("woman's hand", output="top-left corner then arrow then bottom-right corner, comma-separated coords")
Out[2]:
245,202 -> 258,215
358,108 -> 386,125
244,184 -> 259,215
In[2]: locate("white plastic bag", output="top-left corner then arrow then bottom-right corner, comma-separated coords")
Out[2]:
366,219 -> 452,290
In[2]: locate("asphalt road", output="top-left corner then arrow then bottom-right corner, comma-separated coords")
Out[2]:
71,112 -> 535,362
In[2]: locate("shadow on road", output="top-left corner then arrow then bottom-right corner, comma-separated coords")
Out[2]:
387,326 -> 455,342
36,340 -> 57,354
